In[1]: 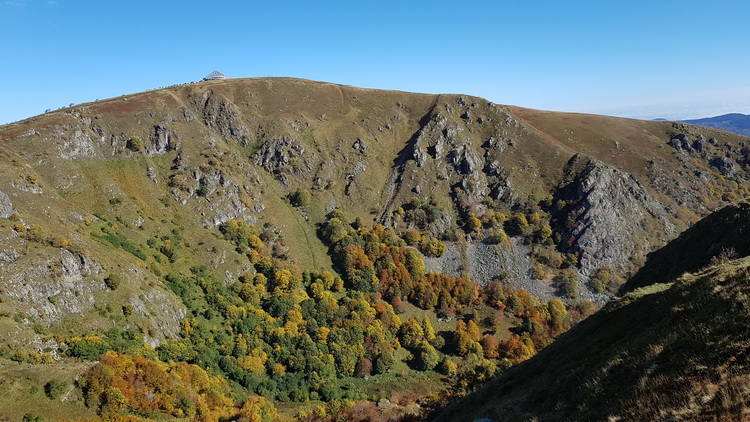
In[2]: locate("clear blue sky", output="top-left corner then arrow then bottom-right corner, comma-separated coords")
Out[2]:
2,0 -> 749,124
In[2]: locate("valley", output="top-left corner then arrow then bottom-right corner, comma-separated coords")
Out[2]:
1,77 -> 749,421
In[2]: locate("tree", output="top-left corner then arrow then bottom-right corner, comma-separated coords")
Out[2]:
480,334 -> 500,359
290,189 -> 312,208
438,357 -> 457,376
420,317 -> 437,345
355,357 -> 373,377
414,340 -> 440,371
44,379 -> 67,400
402,229 -> 421,246
238,395 -> 278,422
398,317 -> 424,349
420,237 -> 446,257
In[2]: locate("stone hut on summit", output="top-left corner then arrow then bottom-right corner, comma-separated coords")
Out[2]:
202,71 -> 227,81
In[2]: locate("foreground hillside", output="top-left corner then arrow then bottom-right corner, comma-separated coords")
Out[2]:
1,78 -> 750,419
430,202 -> 750,421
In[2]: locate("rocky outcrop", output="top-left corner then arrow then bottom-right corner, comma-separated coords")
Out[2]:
129,289 -> 187,344
557,156 -> 675,278
1,247 -> 106,325
148,124 -> 180,155
0,190 -> 15,218
55,126 -> 98,159
199,92 -> 250,146
254,135 -> 311,183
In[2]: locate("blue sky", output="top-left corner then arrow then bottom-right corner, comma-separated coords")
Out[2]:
1,0 -> 749,124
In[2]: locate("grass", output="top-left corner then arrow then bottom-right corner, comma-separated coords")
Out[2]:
0,359 -> 96,421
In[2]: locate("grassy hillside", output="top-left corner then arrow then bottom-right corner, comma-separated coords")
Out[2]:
625,202 -> 750,292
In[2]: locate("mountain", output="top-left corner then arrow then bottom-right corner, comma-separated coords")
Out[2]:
429,202 -> 750,422
1,77 -> 750,419
682,113 -> 750,137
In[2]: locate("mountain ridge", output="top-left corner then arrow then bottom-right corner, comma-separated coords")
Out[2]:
682,113 -> 750,137
2,77 -> 750,419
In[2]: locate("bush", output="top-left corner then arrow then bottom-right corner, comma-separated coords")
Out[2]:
44,379 -> 67,400
67,336 -> 109,359
22,413 -> 44,422
590,267 -> 613,293
466,215 -> 482,232
104,274 -> 121,290
420,237 -> 446,257
290,189 -> 312,207
126,136 -> 144,152
487,229 -> 508,244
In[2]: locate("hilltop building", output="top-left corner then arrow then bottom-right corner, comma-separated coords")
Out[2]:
202,71 -> 227,81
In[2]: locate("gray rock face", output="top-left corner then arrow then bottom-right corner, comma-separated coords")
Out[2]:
352,138 -> 367,152
710,156 -> 736,176
148,125 -> 180,155
560,157 -> 675,278
0,190 -> 15,218
182,108 -> 196,122
128,289 -> 186,341
447,143 -> 482,175
1,248 -> 105,325
200,93 -> 250,146
668,133 -> 692,151
56,126 -> 97,159
413,146 -> 427,167
255,136 -> 305,170
422,239 -> 557,301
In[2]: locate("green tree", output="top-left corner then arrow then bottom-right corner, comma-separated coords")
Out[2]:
44,379 -> 67,400
290,189 -> 312,208
414,340 -> 440,371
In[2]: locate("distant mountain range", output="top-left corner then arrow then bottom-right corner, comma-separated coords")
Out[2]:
661,113 -> 750,137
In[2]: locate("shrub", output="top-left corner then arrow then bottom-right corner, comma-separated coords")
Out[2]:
104,274 -> 121,290
590,267 -> 613,293
44,379 -> 67,400
466,215 -> 482,232
290,189 -> 312,207
487,229 -> 508,244
126,136 -> 144,152
22,414 -> 44,422
67,336 -> 109,359
420,237 -> 446,257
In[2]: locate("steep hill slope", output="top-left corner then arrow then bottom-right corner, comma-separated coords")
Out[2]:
0,77 -> 749,351
429,202 -> 750,421
624,201 -> 750,292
